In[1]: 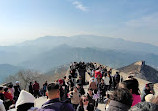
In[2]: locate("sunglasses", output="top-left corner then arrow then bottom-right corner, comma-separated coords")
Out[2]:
83,99 -> 88,102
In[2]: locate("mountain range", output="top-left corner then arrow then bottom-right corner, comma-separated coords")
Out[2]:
1,35 -> 158,83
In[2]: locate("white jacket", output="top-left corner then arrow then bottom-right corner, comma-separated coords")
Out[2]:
103,76 -> 110,85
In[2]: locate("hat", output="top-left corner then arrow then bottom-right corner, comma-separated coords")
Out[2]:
16,90 -> 35,108
145,94 -> 155,102
16,81 -> 20,84
58,79 -> 63,84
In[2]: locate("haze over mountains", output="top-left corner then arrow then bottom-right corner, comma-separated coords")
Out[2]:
1,35 -> 158,83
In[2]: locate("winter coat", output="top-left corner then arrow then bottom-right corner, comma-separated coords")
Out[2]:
95,70 -> 102,78
89,81 -> 97,90
129,101 -> 158,111
33,83 -> 40,91
39,98 -> 75,111
106,100 -> 130,111
103,76 -> 110,85
70,91 -> 80,105
78,87 -> 85,95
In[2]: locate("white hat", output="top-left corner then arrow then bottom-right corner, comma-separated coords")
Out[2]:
16,81 -> 19,84
15,90 -> 35,108
145,94 -> 155,102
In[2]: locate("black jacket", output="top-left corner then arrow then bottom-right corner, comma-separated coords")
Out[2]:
77,104 -> 94,111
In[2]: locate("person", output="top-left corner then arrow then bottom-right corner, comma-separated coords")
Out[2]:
103,73 -> 110,90
14,81 -> 21,102
0,86 -> 5,101
141,84 -> 153,102
119,78 -> 141,107
9,90 -> 38,111
113,72 -> 120,89
39,82 -> 75,111
77,84 -> 85,96
69,86 -> 80,110
43,81 -> 48,96
29,82 -> 34,95
3,87 -> 13,110
87,88 -> 95,107
0,99 -> 5,111
129,96 -> 158,111
8,83 -> 14,99
76,76 -> 84,87
33,81 -> 40,98
106,88 -> 133,111
99,79 -> 106,102
89,78 -> 97,91
76,95 -> 94,111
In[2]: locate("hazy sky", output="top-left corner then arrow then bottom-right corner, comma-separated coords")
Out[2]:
0,0 -> 158,46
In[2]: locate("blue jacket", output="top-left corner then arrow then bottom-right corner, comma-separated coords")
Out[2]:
38,98 -> 75,111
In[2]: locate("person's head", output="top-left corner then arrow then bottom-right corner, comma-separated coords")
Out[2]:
145,84 -> 150,90
110,88 -> 133,108
35,81 -> 37,83
8,83 -> 13,88
16,90 -> 35,111
4,87 -> 8,92
16,81 -> 20,85
0,86 -> 3,93
77,84 -> 81,89
120,78 -> 140,95
88,88 -> 93,95
64,76 -> 66,80
46,83 -> 60,99
73,86 -> 78,92
30,82 -> 32,85
79,76 -> 82,80
80,95 -> 89,106
101,79 -> 104,83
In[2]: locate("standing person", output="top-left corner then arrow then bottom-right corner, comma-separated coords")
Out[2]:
87,88 -> 95,106
99,79 -> 106,102
103,74 -> 110,91
33,81 -> 40,98
29,82 -> 33,95
69,86 -> 81,110
141,84 -> 153,102
77,95 -> 94,111
89,78 -> 97,91
14,81 -> 21,102
113,72 -> 120,89
106,88 -> 133,111
43,81 -> 48,96
8,83 -> 14,100
77,63 -> 86,85
76,76 -> 84,87
3,88 -> 13,110
119,78 -> 141,107
77,84 -> 85,96
39,83 -> 75,111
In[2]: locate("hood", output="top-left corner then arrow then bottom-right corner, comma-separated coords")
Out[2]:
15,90 -> 35,108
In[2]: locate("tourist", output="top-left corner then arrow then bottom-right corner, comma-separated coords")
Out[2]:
106,88 -> 133,111
39,82 -> 74,111
119,78 -> 141,106
76,95 -> 94,111
33,81 -> 40,98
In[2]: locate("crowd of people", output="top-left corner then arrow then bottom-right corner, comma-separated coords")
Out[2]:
0,61 -> 158,111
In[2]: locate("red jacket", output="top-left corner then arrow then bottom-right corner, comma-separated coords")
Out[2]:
33,82 -> 40,91
95,70 -> 102,78
4,92 -> 13,101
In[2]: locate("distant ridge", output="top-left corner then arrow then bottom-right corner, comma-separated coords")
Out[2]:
118,61 -> 158,83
